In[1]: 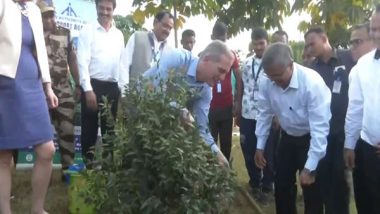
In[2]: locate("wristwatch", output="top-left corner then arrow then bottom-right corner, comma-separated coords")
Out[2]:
303,168 -> 316,177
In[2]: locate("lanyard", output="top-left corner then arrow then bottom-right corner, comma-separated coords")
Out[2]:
252,58 -> 263,83
148,32 -> 165,63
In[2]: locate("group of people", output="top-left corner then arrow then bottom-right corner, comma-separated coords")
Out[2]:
0,0 -> 380,213
249,8 -> 379,214
177,5 -> 380,214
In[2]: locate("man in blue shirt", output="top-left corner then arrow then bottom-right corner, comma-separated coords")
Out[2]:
305,27 -> 355,214
144,40 -> 234,166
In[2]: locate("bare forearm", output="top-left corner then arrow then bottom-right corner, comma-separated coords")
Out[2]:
43,82 -> 52,92
69,51 -> 80,86
235,70 -> 243,112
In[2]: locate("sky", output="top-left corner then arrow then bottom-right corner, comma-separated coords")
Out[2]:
114,1 -> 310,54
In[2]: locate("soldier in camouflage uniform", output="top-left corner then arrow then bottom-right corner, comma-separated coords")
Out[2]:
37,1 -> 80,170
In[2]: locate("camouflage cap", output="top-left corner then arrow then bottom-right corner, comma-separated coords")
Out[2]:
36,0 -> 55,13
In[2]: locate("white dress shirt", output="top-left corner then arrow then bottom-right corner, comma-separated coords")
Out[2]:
241,56 -> 266,120
77,21 -> 125,92
345,49 -> 380,150
255,63 -> 332,170
120,31 -> 165,80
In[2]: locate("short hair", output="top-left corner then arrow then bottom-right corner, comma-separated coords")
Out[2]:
154,11 -> 174,22
182,29 -> 195,39
304,26 -> 326,38
95,0 -> 116,9
272,30 -> 289,41
200,40 -> 233,62
351,23 -> 370,34
212,21 -> 228,37
251,27 -> 269,41
262,43 -> 294,69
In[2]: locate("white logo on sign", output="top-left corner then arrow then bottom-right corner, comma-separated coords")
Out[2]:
26,154 -> 33,162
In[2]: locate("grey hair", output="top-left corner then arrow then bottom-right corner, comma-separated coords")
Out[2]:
199,40 -> 233,62
262,43 -> 294,69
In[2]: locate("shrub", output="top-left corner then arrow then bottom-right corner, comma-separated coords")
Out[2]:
82,72 -> 237,214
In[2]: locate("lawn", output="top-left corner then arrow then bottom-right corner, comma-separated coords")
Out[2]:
11,135 -> 357,213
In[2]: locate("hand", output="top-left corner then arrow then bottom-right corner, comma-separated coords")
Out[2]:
45,88 -> 58,109
216,151 -> 229,167
375,143 -> 380,158
272,116 -> 280,130
254,150 -> 266,169
232,102 -> 241,118
85,91 -> 97,111
234,116 -> 241,127
179,108 -> 195,129
299,169 -> 316,186
344,148 -> 355,170
75,86 -> 81,102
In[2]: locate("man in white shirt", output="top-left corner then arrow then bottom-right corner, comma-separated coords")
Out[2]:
350,23 -> 376,62
77,0 -> 124,167
237,28 -> 277,203
344,5 -> 380,214
121,11 -> 174,82
254,43 -> 331,214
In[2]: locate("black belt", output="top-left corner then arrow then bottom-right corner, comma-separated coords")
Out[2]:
90,78 -> 118,86
281,130 -> 311,141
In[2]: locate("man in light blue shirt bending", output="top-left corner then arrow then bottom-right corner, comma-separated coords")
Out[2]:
144,40 -> 234,166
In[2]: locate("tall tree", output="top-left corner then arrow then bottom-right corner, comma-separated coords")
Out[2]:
132,0 -> 220,47
292,0 -> 377,47
215,0 -> 290,37
131,0 -> 290,44
114,15 -> 143,43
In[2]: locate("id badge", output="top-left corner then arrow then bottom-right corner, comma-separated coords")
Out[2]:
332,80 -> 342,94
217,82 -> 222,93
253,84 -> 259,100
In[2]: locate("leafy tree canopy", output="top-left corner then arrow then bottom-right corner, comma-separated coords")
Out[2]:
130,0 -> 377,46
292,0 -> 376,47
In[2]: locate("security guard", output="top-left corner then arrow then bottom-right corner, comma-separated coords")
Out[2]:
37,0 -> 80,173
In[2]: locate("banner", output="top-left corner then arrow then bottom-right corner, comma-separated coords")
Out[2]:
53,0 -> 97,37
17,126 -> 83,166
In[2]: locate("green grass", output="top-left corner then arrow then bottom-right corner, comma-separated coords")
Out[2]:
229,135 -> 357,214
11,135 -> 357,213
11,171 -> 68,214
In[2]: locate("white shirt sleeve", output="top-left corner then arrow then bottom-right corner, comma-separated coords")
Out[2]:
119,33 -> 135,91
344,66 -> 363,150
0,0 -> 4,23
118,33 -> 128,94
305,80 -> 331,171
255,77 -> 274,150
77,25 -> 93,92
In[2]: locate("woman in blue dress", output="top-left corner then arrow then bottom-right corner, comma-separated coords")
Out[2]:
0,0 -> 58,213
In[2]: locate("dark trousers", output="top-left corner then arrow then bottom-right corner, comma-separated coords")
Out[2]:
12,150 -> 18,165
81,79 -> 120,165
208,106 -> 233,161
240,117 -> 278,191
317,134 -> 349,214
275,131 -> 323,214
353,139 -> 380,214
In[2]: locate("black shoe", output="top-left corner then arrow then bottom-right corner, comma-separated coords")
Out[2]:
257,191 -> 274,206
249,186 -> 262,201
228,157 -> 233,169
